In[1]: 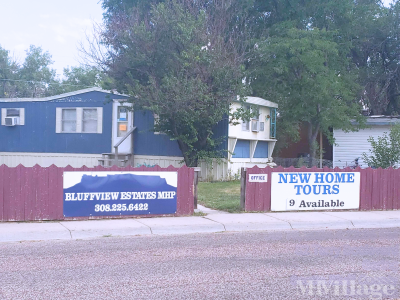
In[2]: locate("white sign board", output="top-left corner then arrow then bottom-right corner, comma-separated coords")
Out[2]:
271,172 -> 360,211
248,174 -> 268,183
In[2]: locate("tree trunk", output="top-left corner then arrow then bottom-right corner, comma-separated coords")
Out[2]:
307,122 -> 320,167
176,139 -> 198,167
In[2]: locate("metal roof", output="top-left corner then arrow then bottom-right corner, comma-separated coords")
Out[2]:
0,87 -> 128,102
234,96 -> 278,108
351,115 -> 400,126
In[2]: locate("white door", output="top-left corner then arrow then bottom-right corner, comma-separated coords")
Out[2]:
112,101 -> 133,154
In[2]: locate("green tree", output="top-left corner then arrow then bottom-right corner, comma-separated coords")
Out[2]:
93,0 -> 250,166
0,45 -> 19,98
362,124 -> 400,168
246,0 -> 400,158
0,44 -> 104,97
250,27 -> 363,161
15,45 -> 59,98
348,1 -> 400,115
57,65 -> 104,93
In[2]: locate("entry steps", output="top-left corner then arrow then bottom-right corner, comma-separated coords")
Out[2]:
98,153 -> 133,167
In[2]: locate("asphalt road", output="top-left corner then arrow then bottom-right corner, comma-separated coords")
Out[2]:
0,228 -> 399,300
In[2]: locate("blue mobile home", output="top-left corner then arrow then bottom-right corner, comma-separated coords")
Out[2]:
0,88 -> 278,180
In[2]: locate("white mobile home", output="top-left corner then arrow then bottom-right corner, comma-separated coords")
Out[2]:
0,89 -> 278,180
333,116 -> 400,168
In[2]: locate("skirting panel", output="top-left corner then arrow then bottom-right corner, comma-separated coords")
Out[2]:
0,152 -> 272,181
133,155 -> 184,168
0,152 -> 101,168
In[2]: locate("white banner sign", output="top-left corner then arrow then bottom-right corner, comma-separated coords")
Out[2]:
271,172 -> 360,211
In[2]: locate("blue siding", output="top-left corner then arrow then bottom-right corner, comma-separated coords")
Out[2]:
254,141 -> 269,158
0,91 -> 127,154
212,115 -> 229,158
133,112 -> 229,158
1,91 -> 231,158
232,140 -> 250,158
133,111 -> 182,156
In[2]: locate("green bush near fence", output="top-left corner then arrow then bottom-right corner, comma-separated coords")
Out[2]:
198,181 -> 241,213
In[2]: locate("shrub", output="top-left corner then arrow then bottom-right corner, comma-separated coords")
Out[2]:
362,124 -> 400,168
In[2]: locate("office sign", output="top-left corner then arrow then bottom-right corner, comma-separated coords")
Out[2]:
63,171 -> 177,217
248,174 -> 268,183
271,172 -> 360,211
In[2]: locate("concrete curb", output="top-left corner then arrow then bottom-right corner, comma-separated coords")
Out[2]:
264,212 -> 354,230
137,217 -> 225,235
60,219 -> 152,239
1,210 -> 400,243
323,211 -> 400,229
204,213 -> 292,231
0,222 -> 71,243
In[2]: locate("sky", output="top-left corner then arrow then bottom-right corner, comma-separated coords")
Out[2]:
0,0 -> 395,79
0,0 -> 104,78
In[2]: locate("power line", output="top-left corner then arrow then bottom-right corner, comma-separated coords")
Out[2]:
0,78 -> 96,88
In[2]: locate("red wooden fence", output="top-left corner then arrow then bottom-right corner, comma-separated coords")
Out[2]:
245,166 -> 400,212
0,164 -> 194,221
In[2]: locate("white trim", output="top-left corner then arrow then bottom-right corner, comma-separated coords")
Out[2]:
0,87 -> 129,103
19,108 -> 25,125
112,101 -> 133,153
1,108 -> 6,125
230,157 -> 269,164
228,136 -> 277,142
228,138 -> 238,161
56,108 -> 62,133
230,157 -> 270,163
250,140 -> 258,159
76,108 -> 83,133
97,107 -> 103,134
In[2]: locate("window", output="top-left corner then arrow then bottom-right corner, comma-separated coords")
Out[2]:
232,140 -> 251,158
6,108 -> 20,117
251,119 -> 259,132
1,108 -> 25,126
242,105 -> 259,131
56,107 -> 103,134
62,109 -> 77,132
259,122 -> 265,131
270,108 -> 277,138
252,107 -> 260,120
153,113 -> 166,135
241,105 -> 250,131
253,141 -> 269,158
117,106 -> 128,137
83,109 -> 98,133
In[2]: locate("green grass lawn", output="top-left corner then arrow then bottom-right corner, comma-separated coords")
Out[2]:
198,181 -> 241,213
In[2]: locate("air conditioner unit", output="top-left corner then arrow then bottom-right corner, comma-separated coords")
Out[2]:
5,117 -> 18,126
251,119 -> 259,132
